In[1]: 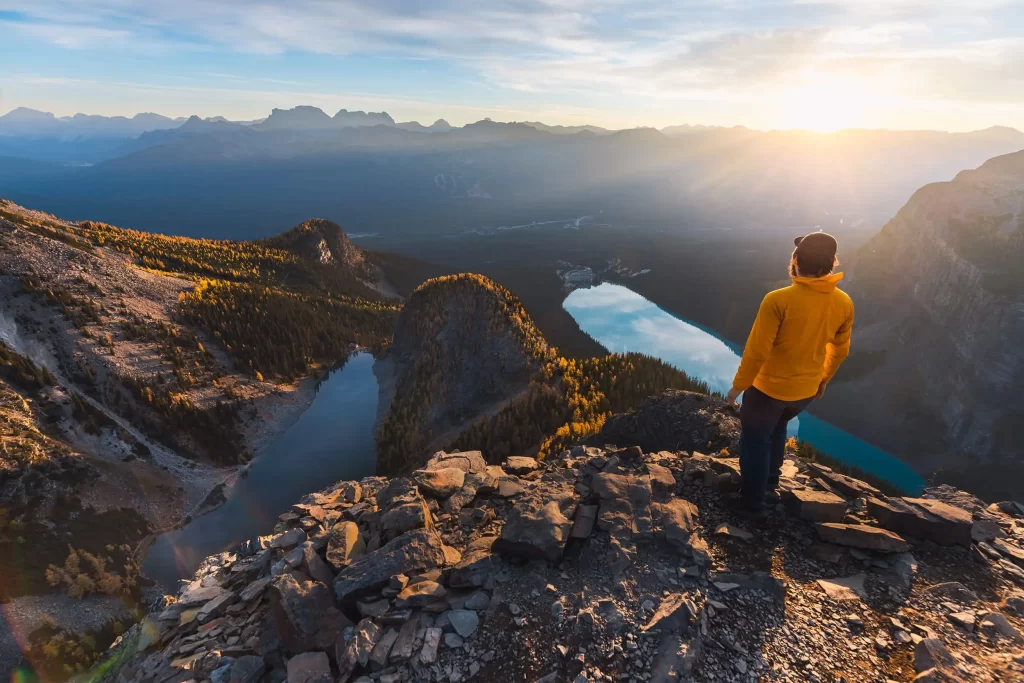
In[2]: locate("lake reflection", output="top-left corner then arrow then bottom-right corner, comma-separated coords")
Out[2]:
565,284 -> 743,396
143,352 -> 379,589
564,283 -> 925,494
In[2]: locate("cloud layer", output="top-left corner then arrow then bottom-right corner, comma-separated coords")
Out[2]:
3,0 -> 1023,128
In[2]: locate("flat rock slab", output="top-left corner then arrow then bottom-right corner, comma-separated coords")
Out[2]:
992,539 -> 1024,567
504,456 -> 540,475
808,464 -> 882,498
815,523 -> 910,553
868,497 -> 972,548
334,529 -> 445,606
816,574 -> 867,602
788,488 -> 847,523
591,473 -> 654,538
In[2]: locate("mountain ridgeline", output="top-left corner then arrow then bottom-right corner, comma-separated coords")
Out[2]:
5,105 -> 1024,243
377,273 -> 710,475
817,149 -> 1024,499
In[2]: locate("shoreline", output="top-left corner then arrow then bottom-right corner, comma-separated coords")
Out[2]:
138,350 -> 375,561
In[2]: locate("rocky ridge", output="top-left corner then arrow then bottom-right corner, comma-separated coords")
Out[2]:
262,219 -> 377,287
111,392 -> 1024,683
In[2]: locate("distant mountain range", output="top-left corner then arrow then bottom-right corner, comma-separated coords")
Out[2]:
1,104 -> 1023,245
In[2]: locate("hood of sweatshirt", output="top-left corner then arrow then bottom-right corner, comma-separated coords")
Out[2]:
793,272 -> 844,293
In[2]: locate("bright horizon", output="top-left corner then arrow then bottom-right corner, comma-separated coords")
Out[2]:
3,1 -> 1024,132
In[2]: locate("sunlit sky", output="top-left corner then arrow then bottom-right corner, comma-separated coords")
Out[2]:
2,1 -> 1024,131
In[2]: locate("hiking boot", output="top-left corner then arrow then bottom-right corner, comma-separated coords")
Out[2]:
764,489 -> 782,505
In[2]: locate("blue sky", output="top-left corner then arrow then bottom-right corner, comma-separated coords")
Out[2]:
2,1 -> 1023,130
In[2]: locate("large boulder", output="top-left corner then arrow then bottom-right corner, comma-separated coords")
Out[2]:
270,574 -> 350,654
425,450 -> 487,474
494,484 -> 576,562
647,463 -> 677,502
651,499 -> 698,554
326,521 -> 366,570
334,529 -> 446,606
376,478 -> 432,542
413,467 -> 466,498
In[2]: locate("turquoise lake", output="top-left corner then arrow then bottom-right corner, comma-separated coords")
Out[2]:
563,283 -> 925,495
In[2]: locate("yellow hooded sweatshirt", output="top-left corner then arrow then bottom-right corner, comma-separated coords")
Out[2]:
732,273 -> 854,402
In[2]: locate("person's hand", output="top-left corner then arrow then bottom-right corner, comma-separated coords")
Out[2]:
815,382 -> 827,399
726,387 -> 741,405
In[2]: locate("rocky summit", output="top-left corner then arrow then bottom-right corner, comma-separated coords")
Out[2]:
104,392 -> 1024,683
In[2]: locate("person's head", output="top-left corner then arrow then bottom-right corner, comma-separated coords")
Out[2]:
790,232 -> 838,278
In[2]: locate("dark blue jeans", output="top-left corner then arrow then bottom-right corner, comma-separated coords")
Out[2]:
739,386 -> 814,509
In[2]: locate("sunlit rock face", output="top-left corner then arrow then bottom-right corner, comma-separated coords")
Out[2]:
825,149 -> 1024,487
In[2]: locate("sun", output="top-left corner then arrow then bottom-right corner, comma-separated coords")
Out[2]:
778,78 -> 872,132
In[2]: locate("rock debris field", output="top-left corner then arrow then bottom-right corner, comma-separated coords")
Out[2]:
113,396 -> 1024,683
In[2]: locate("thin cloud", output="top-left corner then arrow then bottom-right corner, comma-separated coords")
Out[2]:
3,0 -> 1024,127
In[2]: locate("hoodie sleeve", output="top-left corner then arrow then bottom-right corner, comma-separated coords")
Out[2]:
732,293 -> 783,392
822,302 -> 854,383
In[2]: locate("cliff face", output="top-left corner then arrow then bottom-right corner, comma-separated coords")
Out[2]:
820,150 -> 1024,488
376,274 -> 552,475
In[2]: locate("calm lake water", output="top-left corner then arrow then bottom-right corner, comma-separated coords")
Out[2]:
563,283 -> 925,495
143,352 -> 380,589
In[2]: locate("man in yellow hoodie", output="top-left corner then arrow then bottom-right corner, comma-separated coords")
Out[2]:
725,232 -> 854,515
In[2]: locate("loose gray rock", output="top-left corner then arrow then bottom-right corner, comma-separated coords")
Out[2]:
448,609 -> 480,638
286,651 -> 331,683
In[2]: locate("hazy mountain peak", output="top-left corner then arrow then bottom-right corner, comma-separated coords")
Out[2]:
0,107 -> 56,122
430,118 -> 452,130
333,109 -> 395,127
257,105 -> 334,130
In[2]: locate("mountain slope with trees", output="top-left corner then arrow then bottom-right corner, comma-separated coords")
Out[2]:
377,273 -> 709,474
